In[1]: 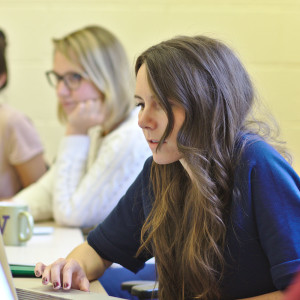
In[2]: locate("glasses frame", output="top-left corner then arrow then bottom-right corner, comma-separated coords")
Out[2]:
45,70 -> 87,91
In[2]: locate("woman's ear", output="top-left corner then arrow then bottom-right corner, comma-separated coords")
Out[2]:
0,72 -> 7,88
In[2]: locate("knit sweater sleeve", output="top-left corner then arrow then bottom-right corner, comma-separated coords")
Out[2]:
13,167 -> 54,221
52,109 -> 151,227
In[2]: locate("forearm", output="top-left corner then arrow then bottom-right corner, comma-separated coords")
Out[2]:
66,241 -> 112,281
238,290 -> 283,300
13,168 -> 54,221
53,131 -> 147,227
52,135 -> 89,225
15,153 -> 47,187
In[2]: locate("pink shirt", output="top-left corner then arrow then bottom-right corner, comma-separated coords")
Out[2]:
0,104 -> 44,198
284,271 -> 300,300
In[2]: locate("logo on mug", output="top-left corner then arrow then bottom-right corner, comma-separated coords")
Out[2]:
0,215 -> 10,234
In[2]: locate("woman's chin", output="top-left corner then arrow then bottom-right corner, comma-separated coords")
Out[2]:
152,155 -> 178,165
63,106 -> 75,115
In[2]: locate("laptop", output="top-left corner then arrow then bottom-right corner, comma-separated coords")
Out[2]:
0,233 -> 123,300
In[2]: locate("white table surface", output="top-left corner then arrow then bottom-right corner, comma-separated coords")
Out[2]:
6,222 -> 108,295
5,222 -> 84,266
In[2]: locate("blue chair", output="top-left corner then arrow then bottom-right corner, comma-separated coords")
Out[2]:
100,263 -> 156,299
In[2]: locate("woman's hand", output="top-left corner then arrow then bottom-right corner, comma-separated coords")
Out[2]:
66,99 -> 106,135
35,258 -> 90,291
34,242 -> 111,291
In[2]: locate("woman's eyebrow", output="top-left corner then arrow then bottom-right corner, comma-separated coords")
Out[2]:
134,94 -> 143,100
135,94 -> 158,101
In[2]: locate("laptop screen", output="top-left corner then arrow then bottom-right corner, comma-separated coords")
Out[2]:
0,233 -> 17,300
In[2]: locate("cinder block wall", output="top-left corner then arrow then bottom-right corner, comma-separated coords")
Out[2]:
0,0 -> 299,173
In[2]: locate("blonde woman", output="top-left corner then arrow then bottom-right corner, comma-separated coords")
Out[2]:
10,25 -> 151,227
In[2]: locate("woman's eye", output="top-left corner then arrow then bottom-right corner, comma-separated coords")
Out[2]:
136,102 -> 145,109
68,73 -> 82,83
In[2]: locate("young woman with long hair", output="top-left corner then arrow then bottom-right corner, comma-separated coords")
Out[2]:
35,35 -> 300,299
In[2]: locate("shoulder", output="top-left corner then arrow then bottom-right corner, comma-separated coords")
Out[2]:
234,133 -> 300,199
0,104 -> 26,120
0,104 -> 35,132
239,134 -> 290,171
234,134 -> 300,198
0,105 -> 40,143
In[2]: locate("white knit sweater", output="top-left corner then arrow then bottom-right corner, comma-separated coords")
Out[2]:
13,108 -> 152,227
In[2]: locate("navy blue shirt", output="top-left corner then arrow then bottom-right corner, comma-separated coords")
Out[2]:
88,137 -> 300,299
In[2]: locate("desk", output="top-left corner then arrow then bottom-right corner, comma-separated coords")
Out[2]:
6,222 -> 107,295
6,222 -> 84,266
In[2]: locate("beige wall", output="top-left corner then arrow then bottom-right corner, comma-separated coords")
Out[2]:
0,0 -> 299,173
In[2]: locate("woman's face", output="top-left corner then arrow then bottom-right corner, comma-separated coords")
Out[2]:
135,64 -> 185,165
53,51 -> 104,115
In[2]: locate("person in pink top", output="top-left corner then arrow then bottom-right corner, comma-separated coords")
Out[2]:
283,271 -> 300,300
0,29 -> 47,199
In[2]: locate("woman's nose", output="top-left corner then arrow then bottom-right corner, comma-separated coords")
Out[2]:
138,108 -> 155,129
56,80 -> 70,96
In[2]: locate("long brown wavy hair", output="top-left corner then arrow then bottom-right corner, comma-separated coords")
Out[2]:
135,35 -> 290,299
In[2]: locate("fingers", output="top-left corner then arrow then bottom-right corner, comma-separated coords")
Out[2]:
41,258 -> 64,289
35,258 -> 90,292
61,259 -> 75,290
47,258 -> 65,289
41,264 -> 51,286
34,262 -> 46,277
62,259 -> 90,292
67,99 -> 105,134
78,277 -> 90,292
77,99 -> 101,117
35,258 -> 66,289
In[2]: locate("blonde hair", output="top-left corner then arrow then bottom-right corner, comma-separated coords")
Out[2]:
53,25 -> 134,132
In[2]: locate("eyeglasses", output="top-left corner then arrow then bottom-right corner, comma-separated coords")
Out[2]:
45,70 -> 87,91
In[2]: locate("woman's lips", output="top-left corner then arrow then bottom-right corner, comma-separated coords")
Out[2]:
61,102 -> 77,113
147,139 -> 166,150
62,102 -> 75,108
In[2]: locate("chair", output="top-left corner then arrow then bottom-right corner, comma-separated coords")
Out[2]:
121,280 -> 158,299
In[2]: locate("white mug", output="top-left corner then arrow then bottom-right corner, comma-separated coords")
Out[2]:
0,202 -> 34,246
